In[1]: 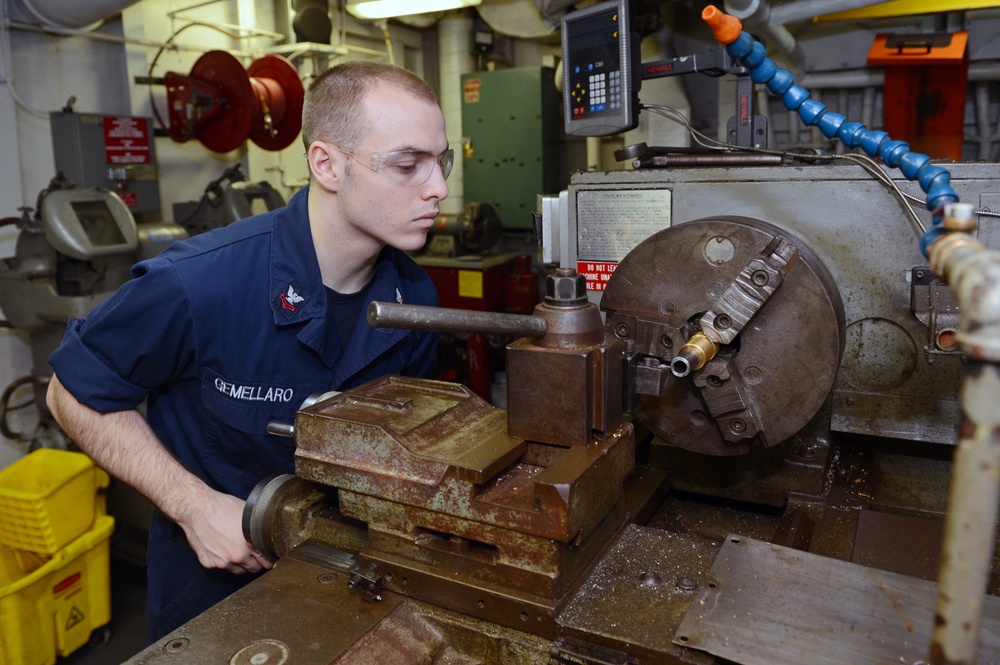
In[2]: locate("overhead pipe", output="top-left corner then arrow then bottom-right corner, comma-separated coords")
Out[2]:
768,0 -> 887,26
799,61 -> 1000,90
974,82 -> 994,162
6,19 -> 254,57
861,85 -> 876,129
437,14 -> 475,218
12,0 -> 140,30
726,0 -> 890,26
724,0 -> 804,73
758,23 -> 804,74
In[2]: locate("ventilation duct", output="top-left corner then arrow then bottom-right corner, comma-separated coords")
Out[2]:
13,0 -> 141,30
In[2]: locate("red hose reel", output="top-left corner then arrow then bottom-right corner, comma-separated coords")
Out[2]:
164,51 -> 304,153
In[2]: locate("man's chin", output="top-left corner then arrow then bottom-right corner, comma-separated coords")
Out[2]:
392,233 -> 430,254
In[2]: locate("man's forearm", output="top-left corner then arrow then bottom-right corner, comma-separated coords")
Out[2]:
45,373 -> 207,525
46,373 -> 272,574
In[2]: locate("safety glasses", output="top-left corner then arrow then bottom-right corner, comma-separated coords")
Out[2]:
333,144 -> 454,186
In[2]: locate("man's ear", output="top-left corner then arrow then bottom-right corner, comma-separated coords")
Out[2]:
307,141 -> 345,192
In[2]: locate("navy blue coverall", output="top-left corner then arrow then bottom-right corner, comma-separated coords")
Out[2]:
49,185 -> 438,641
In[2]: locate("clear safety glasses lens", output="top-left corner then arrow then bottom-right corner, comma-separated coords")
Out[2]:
370,148 -> 454,186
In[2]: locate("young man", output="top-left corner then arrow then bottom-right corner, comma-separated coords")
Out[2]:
46,61 -> 449,642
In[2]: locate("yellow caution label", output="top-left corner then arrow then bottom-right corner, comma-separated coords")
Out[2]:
458,270 -> 483,299
66,607 -> 85,630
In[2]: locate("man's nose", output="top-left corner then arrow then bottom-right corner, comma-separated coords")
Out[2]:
422,162 -> 449,200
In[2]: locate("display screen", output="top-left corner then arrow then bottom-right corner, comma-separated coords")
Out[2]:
70,200 -> 127,247
565,6 -> 624,123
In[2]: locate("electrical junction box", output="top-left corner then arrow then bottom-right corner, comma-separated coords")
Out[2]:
50,111 -> 161,214
461,67 -> 561,230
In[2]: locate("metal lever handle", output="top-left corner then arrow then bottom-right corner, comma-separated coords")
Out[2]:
367,302 -> 548,339
266,421 -> 295,438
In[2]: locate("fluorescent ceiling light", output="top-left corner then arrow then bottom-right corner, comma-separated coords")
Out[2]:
346,0 -> 482,20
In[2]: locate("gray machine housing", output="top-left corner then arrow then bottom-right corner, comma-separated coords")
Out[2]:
0,186 -> 185,447
555,162 -> 1000,446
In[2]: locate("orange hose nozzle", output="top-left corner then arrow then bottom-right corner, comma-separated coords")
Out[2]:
702,5 -> 743,45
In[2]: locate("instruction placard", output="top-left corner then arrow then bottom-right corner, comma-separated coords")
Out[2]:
576,187 -> 671,262
577,261 -> 618,291
103,116 -> 151,165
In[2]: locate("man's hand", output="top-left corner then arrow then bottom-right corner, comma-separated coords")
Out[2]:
46,374 -> 274,576
175,489 -> 274,575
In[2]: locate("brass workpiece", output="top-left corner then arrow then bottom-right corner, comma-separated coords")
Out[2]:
673,331 -> 719,376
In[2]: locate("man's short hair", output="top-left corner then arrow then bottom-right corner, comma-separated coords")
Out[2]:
302,61 -> 439,151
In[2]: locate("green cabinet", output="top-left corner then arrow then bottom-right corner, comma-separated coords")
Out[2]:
461,67 -> 561,229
